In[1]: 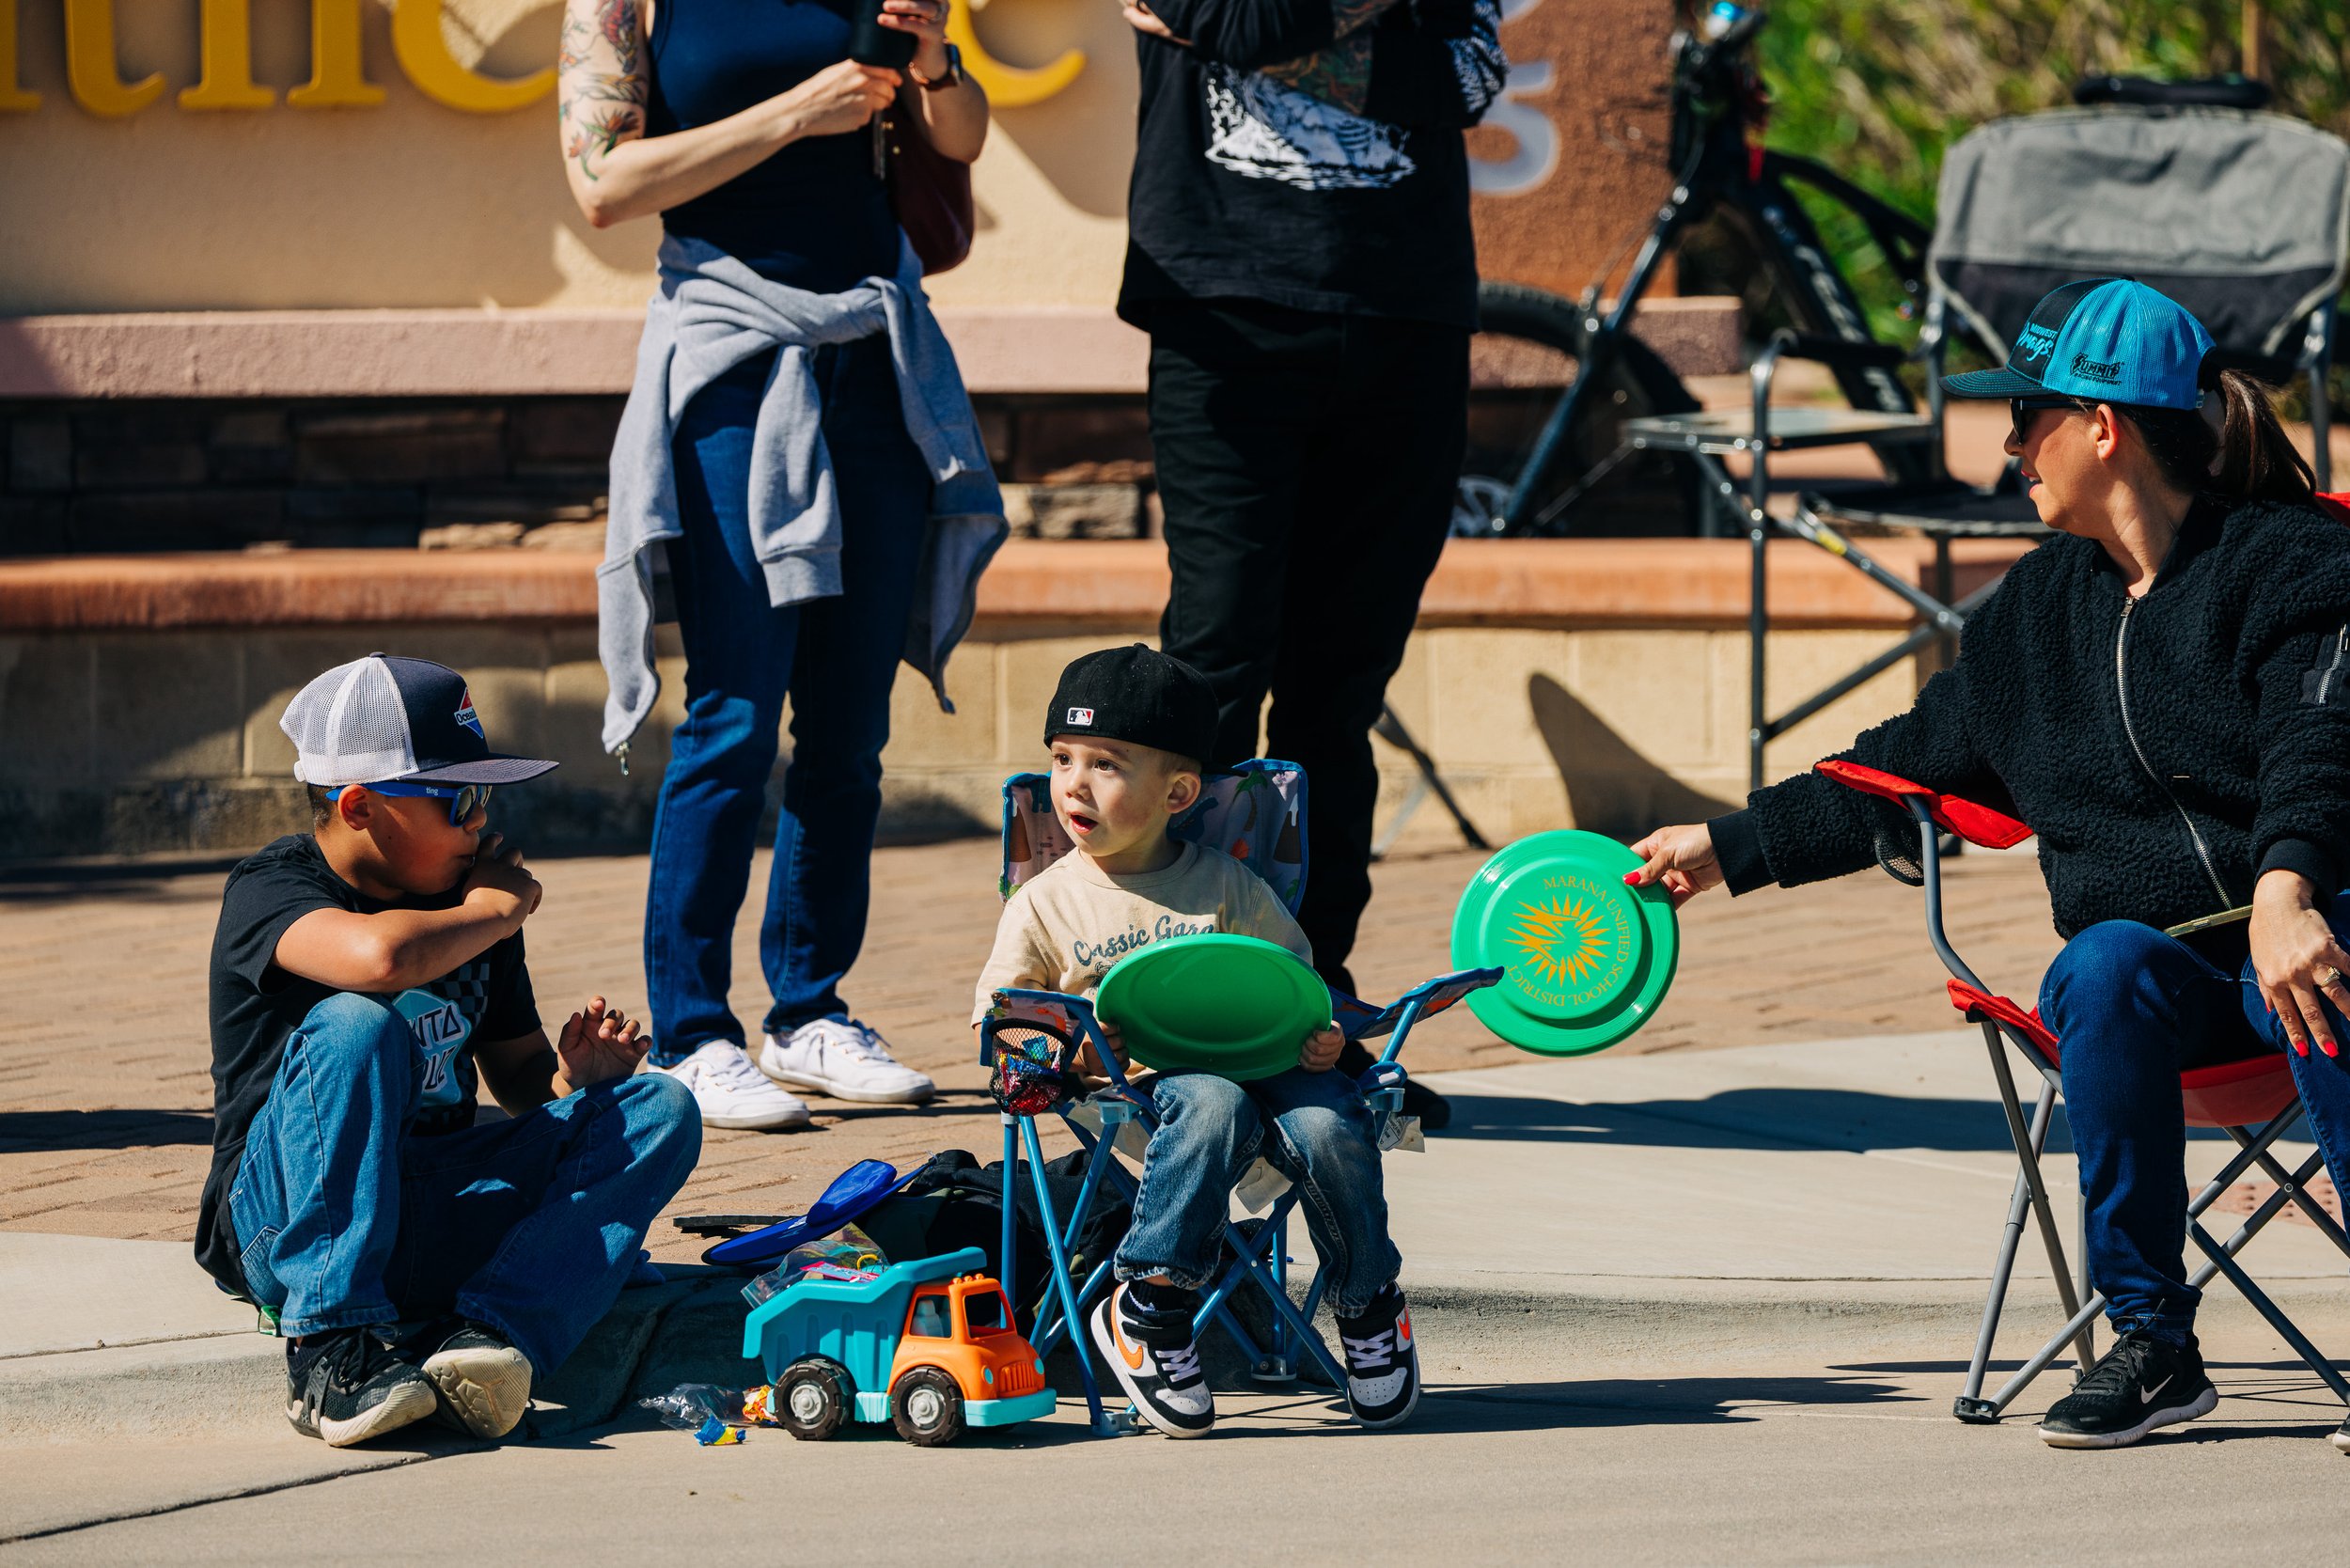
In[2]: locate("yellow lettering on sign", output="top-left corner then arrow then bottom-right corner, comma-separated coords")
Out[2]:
63,0 -> 165,116
0,0 -> 39,111
180,0 -> 275,109
290,0 -> 385,107
392,0 -> 554,112
948,0 -> 1082,109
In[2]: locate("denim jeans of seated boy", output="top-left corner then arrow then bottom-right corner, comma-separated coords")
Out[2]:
229,993 -> 701,1376
2037,895 -> 2350,1343
1112,1066 -> 1402,1316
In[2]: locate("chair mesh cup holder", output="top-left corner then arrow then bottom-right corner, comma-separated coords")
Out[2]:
987,1023 -> 1085,1118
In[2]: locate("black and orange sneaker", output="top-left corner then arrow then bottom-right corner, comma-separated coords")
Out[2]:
1090,1282 -> 1214,1438
1336,1285 -> 1419,1429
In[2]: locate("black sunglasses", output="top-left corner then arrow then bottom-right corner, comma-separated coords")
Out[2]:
2009,395 -> 2088,446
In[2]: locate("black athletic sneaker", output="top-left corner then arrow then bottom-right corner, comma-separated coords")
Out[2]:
1090,1282 -> 1214,1438
285,1326 -> 439,1448
1335,1285 -> 1420,1428
414,1319 -> 534,1439
2038,1329 -> 2217,1449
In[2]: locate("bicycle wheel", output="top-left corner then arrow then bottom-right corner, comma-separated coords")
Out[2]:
1457,281 -> 1705,538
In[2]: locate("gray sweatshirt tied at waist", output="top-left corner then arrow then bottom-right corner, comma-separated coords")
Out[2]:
599,234 -> 1007,755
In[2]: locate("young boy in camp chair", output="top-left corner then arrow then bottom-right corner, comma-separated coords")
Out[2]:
972,644 -> 1418,1436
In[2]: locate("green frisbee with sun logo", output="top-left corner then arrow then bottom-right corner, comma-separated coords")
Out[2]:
1450,830 -> 1679,1056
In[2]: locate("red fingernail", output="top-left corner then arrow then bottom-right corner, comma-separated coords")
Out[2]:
1623,870 -> 1642,885
2326,1039 -> 2341,1058
2295,1037 -> 2311,1057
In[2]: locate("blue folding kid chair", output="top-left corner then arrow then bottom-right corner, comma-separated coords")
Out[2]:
976,759 -> 1501,1434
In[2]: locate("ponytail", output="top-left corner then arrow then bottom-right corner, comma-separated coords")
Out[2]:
2129,369 -> 2316,507
2211,370 -> 2316,505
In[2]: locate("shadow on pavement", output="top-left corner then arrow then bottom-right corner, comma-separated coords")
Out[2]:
1434,1088 -> 2218,1152
1415,1372 -> 1919,1429
0,1108 -> 213,1152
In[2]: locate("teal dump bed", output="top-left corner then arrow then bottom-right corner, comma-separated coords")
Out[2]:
741,1246 -> 989,1389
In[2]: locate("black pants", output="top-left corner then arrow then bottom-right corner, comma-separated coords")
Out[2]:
1149,298 -> 1469,984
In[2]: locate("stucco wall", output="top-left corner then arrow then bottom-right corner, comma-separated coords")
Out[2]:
0,0 -> 1677,314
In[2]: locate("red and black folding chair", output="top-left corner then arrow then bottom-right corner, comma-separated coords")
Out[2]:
1819,759 -> 2350,1422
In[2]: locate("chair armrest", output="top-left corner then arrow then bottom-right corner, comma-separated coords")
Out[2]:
1814,760 -> 2032,850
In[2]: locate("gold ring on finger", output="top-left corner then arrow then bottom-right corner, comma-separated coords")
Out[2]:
2321,966 -> 2343,988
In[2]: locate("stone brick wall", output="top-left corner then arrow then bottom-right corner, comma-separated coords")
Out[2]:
0,533 -> 2013,861
0,396 -> 1169,556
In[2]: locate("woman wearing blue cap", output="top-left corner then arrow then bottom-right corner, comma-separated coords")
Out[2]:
1629,278 -> 2350,1451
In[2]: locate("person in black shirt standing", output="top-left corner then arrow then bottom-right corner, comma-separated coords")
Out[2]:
202,654 -> 699,1448
1119,0 -> 1503,1126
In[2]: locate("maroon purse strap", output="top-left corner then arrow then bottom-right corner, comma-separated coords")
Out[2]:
885,103 -> 975,277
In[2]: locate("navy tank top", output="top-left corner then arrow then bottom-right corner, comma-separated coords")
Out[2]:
644,0 -> 902,291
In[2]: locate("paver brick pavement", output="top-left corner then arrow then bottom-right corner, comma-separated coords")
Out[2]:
0,835 -> 2063,1260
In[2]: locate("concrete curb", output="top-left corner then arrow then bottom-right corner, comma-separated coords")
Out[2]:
14,1269 -> 2350,1447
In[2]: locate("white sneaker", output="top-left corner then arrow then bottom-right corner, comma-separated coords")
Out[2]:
760,1018 -> 934,1105
655,1042 -> 811,1131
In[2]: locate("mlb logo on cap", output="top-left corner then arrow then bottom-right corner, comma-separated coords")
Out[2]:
280,653 -> 557,789
1068,707 -> 1095,726
1943,277 -> 2215,411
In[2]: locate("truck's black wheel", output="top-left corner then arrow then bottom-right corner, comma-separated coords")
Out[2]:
888,1366 -> 967,1448
778,1356 -> 853,1441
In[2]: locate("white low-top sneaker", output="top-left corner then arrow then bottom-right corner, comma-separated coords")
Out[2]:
760,1017 -> 934,1105
655,1041 -> 811,1130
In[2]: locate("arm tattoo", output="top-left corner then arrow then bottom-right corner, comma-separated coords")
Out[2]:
558,0 -> 649,181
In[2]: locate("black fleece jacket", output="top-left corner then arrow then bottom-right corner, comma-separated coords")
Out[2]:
1711,495 -> 2350,944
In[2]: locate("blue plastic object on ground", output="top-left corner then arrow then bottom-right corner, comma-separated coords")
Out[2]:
705,1157 -> 921,1267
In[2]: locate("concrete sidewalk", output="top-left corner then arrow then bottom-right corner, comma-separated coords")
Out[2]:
11,1027 -> 2350,1555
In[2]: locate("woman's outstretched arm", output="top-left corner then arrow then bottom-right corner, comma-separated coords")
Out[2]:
556,0 -> 901,228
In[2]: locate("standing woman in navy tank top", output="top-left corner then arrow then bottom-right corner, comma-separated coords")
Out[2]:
559,0 -> 993,1130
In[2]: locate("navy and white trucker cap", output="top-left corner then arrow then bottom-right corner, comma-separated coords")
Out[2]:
280,654 -> 559,788
1943,277 -> 2215,409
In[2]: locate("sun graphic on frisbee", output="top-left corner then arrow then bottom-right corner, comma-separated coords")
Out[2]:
1509,896 -> 1613,989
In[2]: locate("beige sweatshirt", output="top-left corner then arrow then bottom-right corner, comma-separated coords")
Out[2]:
972,841 -> 1313,1023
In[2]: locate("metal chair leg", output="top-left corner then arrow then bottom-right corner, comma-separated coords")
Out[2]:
2190,1220 -> 2350,1404
1979,1026 -> 2093,1363
1956,1075 -> 2059,1421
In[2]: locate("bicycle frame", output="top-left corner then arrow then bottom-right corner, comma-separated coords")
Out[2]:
1499,15 -> 1945,534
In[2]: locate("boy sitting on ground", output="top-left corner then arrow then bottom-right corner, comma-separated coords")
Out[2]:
972,644 -> 1418,1436
196,654 -> 700,1448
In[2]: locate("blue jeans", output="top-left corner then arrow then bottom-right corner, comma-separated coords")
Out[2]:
646,340 -> 932,1061
2037,899 -> 2350,1337
229,995 -> 701,1374
1114,1068 -> 1402,1316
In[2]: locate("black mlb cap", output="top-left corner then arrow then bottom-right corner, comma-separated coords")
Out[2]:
1045,644 -> 1219,764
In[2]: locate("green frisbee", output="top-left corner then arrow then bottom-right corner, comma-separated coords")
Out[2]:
1095,933 -> 1331,1082
1450,830 -> 1678,1056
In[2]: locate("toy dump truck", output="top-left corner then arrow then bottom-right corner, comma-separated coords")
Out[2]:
741,1246 -> 1055,1446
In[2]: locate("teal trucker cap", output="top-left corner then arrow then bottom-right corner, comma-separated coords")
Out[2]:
1944,277 -> 2214,410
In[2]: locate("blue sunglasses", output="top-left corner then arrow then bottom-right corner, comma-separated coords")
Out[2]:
327,780 -> 493,825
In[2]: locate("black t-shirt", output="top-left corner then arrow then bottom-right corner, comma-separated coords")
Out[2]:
1116,0 -> 1487,331
196,836 -> 540,1294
